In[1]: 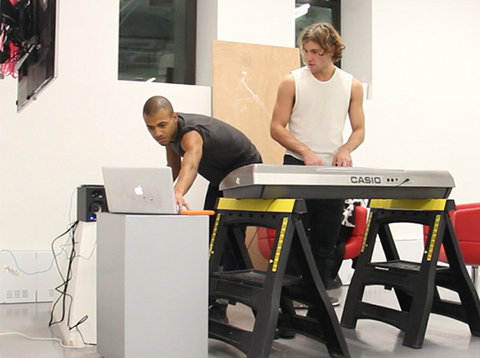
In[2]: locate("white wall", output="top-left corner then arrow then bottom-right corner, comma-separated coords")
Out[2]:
196,0 -> 218,86
216,0 -> 295,46
341,0 -> 480,240
356,0 -> 480,207
1,0 -> 479,251
0,1 -> 210,250
196,0 -> 295,86
341,0 -> 372,97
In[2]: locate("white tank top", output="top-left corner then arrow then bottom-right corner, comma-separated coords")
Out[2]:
286,66 -> 353,165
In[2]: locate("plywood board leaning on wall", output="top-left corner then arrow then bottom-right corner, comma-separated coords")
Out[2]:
212,40 -> 300,269
212,40 -> 300,165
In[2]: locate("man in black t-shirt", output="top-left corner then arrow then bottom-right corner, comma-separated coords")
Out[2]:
143,95 -> 262,212
143,95 -> 262,324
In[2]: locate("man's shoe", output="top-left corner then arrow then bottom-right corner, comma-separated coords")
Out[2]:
324,275 -> 343,290
277,328 -> 296,339
329,296 -> 340,307
209,302 -> 228,324
306,297 -> 340,315
305,297 -> 341,324
293,301 -> 308,309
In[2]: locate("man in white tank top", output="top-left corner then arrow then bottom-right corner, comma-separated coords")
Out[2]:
271,23 -> 365,310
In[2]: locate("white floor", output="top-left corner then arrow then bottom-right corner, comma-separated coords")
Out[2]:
1,285 -> 479,358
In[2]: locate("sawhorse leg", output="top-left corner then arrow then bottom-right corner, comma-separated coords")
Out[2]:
209,198 -> 350,358
341,199 -> 480,349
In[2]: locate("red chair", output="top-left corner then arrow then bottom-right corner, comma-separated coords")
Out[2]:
257,205 -> 368,262
257,226 -> 276,260
344,205 -> 368,260
423,203 -> 480,285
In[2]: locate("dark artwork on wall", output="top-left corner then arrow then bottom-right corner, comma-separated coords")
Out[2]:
0,0 -> 56,111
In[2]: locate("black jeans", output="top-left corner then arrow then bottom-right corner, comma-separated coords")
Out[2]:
204,183 -> 239,271
283,155 -> 344,284
203,183 -> 223,233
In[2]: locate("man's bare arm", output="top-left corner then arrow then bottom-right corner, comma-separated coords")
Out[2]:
173,131 -> 203,210
332,78 -> 365,166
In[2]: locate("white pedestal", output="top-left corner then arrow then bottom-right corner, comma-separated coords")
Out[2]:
96,213 -> 208,358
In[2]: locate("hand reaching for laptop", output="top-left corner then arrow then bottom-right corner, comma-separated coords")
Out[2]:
175,191 -> 191,212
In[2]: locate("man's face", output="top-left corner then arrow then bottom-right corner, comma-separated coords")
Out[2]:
144,109 -> 178,146
302,40 -> 334,74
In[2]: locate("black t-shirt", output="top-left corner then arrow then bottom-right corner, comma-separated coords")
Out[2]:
169,113 -> 262,186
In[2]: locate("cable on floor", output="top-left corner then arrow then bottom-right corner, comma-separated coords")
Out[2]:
0,331 -> 95,349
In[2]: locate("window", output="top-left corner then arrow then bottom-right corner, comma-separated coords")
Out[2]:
118,0 -> 196,84
295,0 -> 341,45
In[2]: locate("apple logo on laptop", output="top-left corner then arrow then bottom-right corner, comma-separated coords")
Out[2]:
134,185 -> 144,196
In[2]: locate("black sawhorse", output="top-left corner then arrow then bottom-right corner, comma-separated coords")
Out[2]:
209,198 -> 350,358
341,199 -> 480,348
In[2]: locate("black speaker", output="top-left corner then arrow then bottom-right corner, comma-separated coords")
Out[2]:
77,185 -> 108,222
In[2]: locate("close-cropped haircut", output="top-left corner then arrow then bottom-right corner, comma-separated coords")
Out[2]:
143,96 -> 174,116
298,23 -> 345,63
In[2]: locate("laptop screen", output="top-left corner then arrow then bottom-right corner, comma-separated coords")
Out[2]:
102,167 -> 177,214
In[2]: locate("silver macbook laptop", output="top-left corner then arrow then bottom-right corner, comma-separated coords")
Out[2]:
102,167 -> 177,214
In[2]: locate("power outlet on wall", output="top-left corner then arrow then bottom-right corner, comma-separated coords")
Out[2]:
0,250 -> 58,303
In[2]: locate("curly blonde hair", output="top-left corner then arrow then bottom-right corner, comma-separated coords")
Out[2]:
298,23 -> 345,63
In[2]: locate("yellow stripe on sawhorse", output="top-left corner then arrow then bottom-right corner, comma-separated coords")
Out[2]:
360,211 -> 373,253
369,199 -> 447,211
216,198 -> 297,213
270,217 -> 289,272
209,213 -> 222,256
425,214 -> 442,261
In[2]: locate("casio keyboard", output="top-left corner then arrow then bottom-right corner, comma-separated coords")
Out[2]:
219,164 -> 455,199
